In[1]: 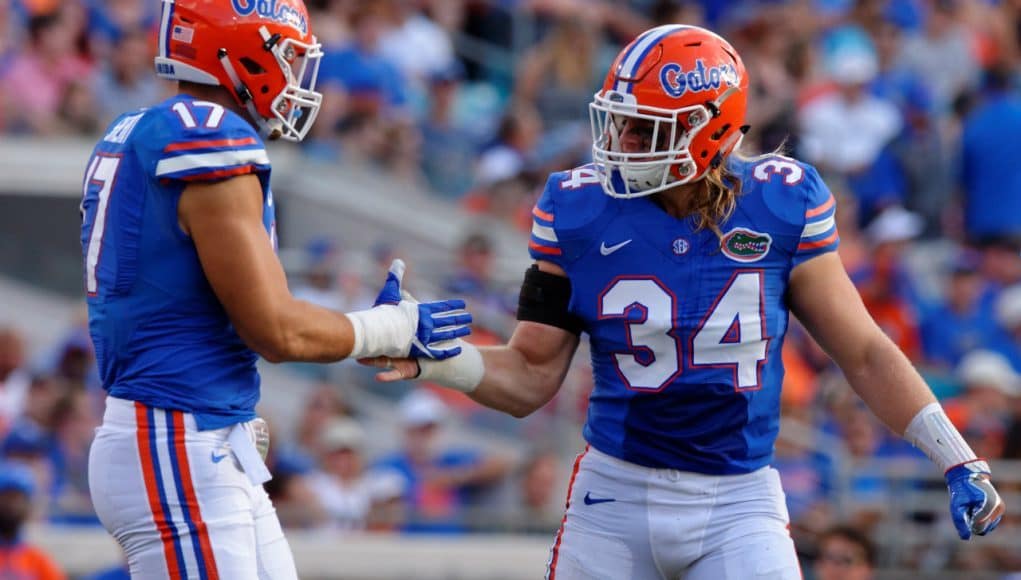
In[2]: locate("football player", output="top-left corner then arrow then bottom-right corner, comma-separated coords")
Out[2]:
81,1 -> 470,578
367,25 -> 1005,579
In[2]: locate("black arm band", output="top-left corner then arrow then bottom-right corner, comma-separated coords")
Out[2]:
516,265 -> 584,335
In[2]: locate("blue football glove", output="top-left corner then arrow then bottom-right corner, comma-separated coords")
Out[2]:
945,461 -> 1005,540
372,259 -> 471,360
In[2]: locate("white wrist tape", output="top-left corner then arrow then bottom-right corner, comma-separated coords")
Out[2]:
346,304 -> 414,359
417,340 -> 484,393
904,402 -> 982,474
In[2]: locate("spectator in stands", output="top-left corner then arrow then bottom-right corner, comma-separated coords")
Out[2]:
856,207 -> 925,361
979,240 -> 1021,291
732,7 -> 800,154
813,525 -> 876,580
499,449 -> 563,535
0,461 -> 64,579
960,64 -> 1021,245
374,388 -> 511,533
798,27 -> 905,225
837,400 -> 897,527
0,7 -> 91,135
919,250 -> 999,369
772,419 -> 835,531
49,328 -> 96,391
446,232 -> 495,302
944,350 -> 1019,460
897,0 -> 980,113
868,19 -> 947,232
418,61 -> 482,199
48,390 -> 98,523
318,0 -> 407,111
0,0 -> 22,128
0,0 -> 19,67
473,102 -> 542,189
1,387 -> 60,518
293,383 -> 355,459
465,103 -> 550,227
292,236 -> 347,312
317,0 -> 419,177
91,26 -> 165,128
993,284 -> 1021,370
445,231 -> 517,338
85,0 -> 156,55
513,17 -> 604,131
262,419 -> 323,530
824,385 -> 925,530
307,417 -> 404,531
378,0 -> 457,106
0,326 -> 29,437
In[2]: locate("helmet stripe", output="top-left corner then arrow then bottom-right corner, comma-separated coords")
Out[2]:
159,0 -> 175,59
614,25 -> 690,94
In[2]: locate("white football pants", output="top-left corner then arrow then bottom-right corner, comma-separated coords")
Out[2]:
546,446 -> 801,580
88,396 -> 297,579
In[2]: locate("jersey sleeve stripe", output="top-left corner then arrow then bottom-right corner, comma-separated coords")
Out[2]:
801,215 -> 836,239
529,240 -> 563,256
163,137 -> 259,153
174,165 -> 264,182
797,231 -> 839,250
805,195 -> 835,218
155,149 -> 270,177
532,222 -> 558,243
533,206 -> 555,223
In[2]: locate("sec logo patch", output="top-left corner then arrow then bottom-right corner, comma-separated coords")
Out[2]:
672,238 -> 690,255
721,228 -> 771,263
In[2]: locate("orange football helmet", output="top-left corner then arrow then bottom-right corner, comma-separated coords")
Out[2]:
590,25 -> 749,198
154,0 -> 323,142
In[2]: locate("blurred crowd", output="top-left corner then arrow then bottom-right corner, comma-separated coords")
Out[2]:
3,0 -> 1021,576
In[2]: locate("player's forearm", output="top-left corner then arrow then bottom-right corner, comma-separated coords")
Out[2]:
468,346 -> 565,418
253,298 -> 356,363
839,331 -> 937,436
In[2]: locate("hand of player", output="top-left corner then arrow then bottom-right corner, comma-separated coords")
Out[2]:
370,259 -> 471,360
945,461 -> 1005,540
359,355 -> 421,382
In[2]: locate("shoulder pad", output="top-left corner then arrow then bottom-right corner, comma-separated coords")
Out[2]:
137,97 -> 270,183
528,165 -> 616,266
735,155 -> 832,228
735,155 -> 839,263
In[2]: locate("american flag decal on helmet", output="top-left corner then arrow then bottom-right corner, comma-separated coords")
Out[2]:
171,25 -> 194,44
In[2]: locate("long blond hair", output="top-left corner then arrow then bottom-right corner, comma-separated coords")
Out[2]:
690,160 -> 742,238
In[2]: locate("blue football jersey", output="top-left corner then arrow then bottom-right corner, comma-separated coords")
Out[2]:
529,157 -> 839,474
80,94 -> 276,430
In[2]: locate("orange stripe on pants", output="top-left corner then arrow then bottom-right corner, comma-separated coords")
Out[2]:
169,411 -> 220,580
135,402 -> 182,579
547,446 -> 588,580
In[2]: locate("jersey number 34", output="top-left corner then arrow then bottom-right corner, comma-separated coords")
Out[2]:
599,273 -> 768,391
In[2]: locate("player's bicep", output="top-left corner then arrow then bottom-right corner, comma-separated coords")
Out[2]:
178,174 -> 290,349
787,252 -> 883,368
509,320 -> 579,368
508,259 -> 580,389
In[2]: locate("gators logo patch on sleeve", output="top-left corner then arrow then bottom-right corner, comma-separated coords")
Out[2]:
721,228 -> 772,263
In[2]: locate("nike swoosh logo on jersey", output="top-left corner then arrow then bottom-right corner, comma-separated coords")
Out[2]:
600,239 -> 632,256
211,451 -> 229,464
583,491 -> 616,505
